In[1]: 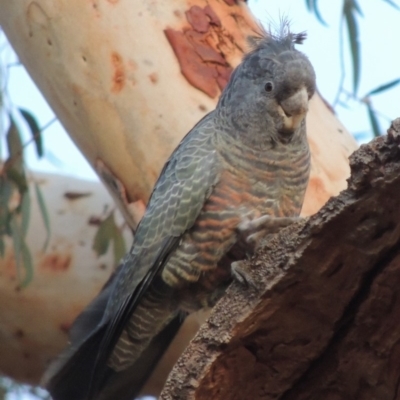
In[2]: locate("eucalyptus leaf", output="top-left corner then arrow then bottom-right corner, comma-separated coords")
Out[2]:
19,108 -> 43,158
382,0 -> 400,10
34,182 -> 50,251
365,78 -> 400,96
93,212 -> 126,264
93,213 -> 114,257
366,101 -> 381,137
305,0 -> 327,25
0,178 -> 13,235
10,215 -> 22,282
9,214 -> 33,287
20,237 -> 34,287
21,190 -> 31,238
6,167 -> 28,194
352,0 -> 363,16
6,116 -> 24,172
343,0 -> 361,94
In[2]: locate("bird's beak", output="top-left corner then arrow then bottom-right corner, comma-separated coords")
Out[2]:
277,87 -> 309,133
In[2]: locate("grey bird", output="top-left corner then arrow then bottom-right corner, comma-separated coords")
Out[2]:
43,24 -> 316,400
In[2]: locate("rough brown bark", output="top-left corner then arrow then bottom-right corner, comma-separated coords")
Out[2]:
161,119 -> 400,400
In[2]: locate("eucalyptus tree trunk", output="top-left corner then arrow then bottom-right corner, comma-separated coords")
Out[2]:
0,0 -> 357,396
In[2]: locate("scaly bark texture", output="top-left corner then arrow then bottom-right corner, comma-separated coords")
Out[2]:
161,119 -> 400,400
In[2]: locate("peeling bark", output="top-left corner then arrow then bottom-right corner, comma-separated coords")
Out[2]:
161,119 -> 400,400
165,4 -> 234,98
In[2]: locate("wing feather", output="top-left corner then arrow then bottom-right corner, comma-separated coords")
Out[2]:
87,112 -> 220,398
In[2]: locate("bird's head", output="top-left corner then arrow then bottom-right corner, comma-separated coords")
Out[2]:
217,24 -> 316,148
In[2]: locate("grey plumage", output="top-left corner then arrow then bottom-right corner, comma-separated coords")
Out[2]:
43,24 -> 316,400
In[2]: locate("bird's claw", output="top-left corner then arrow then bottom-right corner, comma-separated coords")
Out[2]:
237,215 -> 305,248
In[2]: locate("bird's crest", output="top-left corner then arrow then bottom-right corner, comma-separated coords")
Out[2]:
247,19 -> 307,56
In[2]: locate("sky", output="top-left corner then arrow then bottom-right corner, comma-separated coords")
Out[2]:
1,0 -> 400,184
1,0 -> 400,398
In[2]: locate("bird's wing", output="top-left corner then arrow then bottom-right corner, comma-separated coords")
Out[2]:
88,112 -> 220,397
44,112 -> 220,400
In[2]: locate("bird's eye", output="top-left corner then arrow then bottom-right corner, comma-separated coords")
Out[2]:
264,82 -> 274,92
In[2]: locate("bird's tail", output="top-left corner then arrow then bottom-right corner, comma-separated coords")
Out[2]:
43,306 -> 184,400
43,269 -> 185,400
42,280 -> 112,400
96,315 -> 184,400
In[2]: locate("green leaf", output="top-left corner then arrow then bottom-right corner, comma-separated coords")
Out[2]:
20,237 -> 34,287
19,108 -> 43,158
21,190 -> 31,238
112,226 -> 126,265
34,182 -> 51,251
0,178 -> 13,235
93,213 -> 114,257
6,167 -> 28,194
382,0 -> 400,10
365,78 -> 400,96
10,214 -> 34,287
6,116 -> 24,172
93,212 -> 126,264
366,101 -> 381,137
10,215 -> 22,282
343,0 -> 361,94
352,0 -> 363,16
305,0 -> 327,25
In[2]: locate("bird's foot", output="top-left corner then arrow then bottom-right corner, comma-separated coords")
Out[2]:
231,260 -> 256,288
238,215 -> 304,248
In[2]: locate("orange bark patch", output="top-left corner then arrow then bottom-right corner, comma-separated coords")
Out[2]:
303,176 -> 331,216
186,6 -> 210,33
39,252 -> 72,273
111,52 -> 125,93
165,29 -> 218,98
223,0 -> 237,5
204,5 -> 221,26
186,30 -> 226,64
149,72 -> 158,83
216,64 -> 233,90
165,5 -> 232,98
